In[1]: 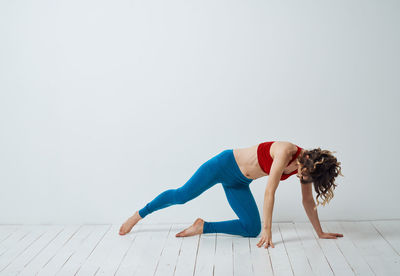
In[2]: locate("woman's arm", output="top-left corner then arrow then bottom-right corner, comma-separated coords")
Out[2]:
301,183 -> 323,236
262,150 -> 291,227
257,151 -> 289,248
302,202 -> 324,236
301,183 -> 343,239
262,192 -> 275,231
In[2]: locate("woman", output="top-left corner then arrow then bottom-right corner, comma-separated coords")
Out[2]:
119,141 -> 344,249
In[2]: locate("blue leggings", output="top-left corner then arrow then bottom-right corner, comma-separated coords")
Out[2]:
138,149 -> 262,237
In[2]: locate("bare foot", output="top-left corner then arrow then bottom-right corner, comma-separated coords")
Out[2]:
175,218 -> 204,237
119,211 -> 142,235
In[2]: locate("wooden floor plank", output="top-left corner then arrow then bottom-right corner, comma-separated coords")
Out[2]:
341,221 -> 400,276
294,222 -> 334,276
372,220 -> 400,255
153,223 -> 186,276
0,225 -> 20,244
278,223 -> 313,276
0,225 -> 47,273
233,236 -> 253,276
1,225 -> 63,275
323,221 -> 374,276
0,221 -> 399,275
59,224 -> 111,275
112,223 -> 143,275
315,222 -> 354,276
249,236 -> 274,276
0,227 -> 30,257
132,224 -> 172,276
115,223 -> 171,276
193,233 -> 216,276
37,225 -> 99,275
95,223 -> 142,275
19,225 -> 82,276
173,225 -> 199,276
268,223 -> 293,276
114,223 -> 153,276
213,234 -> 233,276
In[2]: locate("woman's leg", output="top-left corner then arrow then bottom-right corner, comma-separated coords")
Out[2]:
138,155 -> 219,219
120,151 -> 222,235
202,183 -> 262,237
172,149 -> 261,238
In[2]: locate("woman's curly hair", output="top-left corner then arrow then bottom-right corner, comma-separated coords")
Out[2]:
297,148 -> 343,208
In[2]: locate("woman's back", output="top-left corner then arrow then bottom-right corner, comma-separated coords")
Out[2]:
233,141 -> 301,180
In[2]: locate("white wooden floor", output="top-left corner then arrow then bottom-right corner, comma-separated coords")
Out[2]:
0,221 -> 399,276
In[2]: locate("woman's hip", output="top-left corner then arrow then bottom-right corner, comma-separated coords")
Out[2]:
205,149 -> 253,186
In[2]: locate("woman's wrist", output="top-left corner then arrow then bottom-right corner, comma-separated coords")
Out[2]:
262,224 -> 271,231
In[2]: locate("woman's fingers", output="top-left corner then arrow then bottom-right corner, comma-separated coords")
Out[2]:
319,232 -> 344,239
328,232 -> 343,238
326,233 -> 341,239
333,233 -> 344,237
257,240 -> 275,249
263,240 -> 274,248
257,238 -> 275,249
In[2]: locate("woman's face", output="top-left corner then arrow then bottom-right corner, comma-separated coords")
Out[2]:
296,160 -> 313,183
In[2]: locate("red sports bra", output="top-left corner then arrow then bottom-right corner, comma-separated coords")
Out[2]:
257,141 -> 303,181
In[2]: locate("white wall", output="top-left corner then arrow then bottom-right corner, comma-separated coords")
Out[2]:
0,0 -> 399,224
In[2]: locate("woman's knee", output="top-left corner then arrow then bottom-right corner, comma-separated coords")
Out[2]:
242,220 -> 261,237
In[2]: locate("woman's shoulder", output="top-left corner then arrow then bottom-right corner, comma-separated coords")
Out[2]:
270,141 -> 298,158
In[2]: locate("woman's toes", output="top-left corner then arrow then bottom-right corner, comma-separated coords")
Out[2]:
175,230 -> 185,237
176,227 -> 191,237
119,221 -> 132,235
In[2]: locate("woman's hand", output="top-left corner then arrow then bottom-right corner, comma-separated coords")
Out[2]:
318,232 -> 344,239
257,228 -> 274,248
